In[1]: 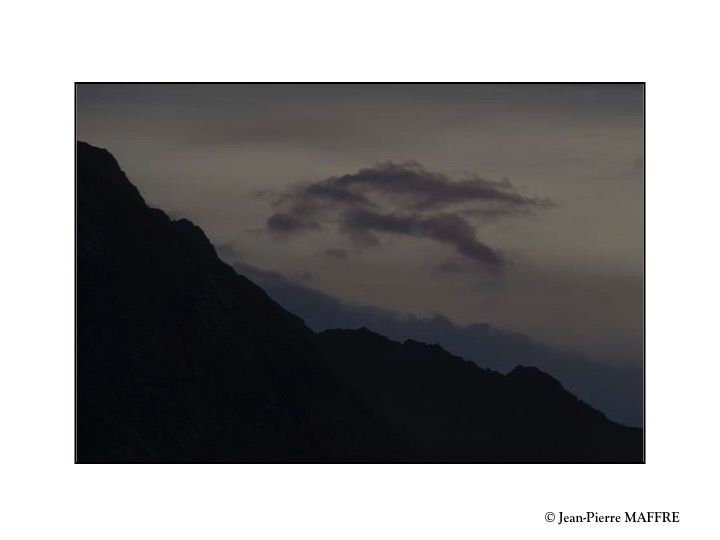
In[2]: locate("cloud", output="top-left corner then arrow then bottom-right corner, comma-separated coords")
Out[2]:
342,209 -> 503,267
264,161 -> 551,268
316,161 -> 551,210
267,212 -> 320,235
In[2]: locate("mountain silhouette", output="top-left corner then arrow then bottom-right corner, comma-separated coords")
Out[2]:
77,142 -> 409,462
225,258 -> 641,426
317,329 -> 641,462
76,141 -> 642,463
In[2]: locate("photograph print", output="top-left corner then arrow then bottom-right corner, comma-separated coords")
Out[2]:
76,83 -> 644,463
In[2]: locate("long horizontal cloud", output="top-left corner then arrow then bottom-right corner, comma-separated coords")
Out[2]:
265,161 -> 552,268
314,161 -> 551,210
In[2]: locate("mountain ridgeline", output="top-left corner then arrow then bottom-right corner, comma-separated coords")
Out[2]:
229,260 -> 642,426
76,142 -> 642,463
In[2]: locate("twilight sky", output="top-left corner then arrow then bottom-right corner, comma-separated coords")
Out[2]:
76,83 -> 643,373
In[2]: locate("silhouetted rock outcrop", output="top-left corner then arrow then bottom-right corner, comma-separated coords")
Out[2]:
77,142 -> 642,463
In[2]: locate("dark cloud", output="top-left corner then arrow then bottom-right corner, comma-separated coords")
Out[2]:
264,161 -> 551,269
267,212 -> 320,235
317,161 -> 551,210
342,209 -> 503,267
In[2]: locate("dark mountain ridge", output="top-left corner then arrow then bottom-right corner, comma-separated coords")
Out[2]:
316,329 -> 640,462
226,259 -> 642,426
77,142 -> 408,462
76,141 -> 642,463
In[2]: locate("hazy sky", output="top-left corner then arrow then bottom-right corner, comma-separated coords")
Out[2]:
76,83 -> 643,369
